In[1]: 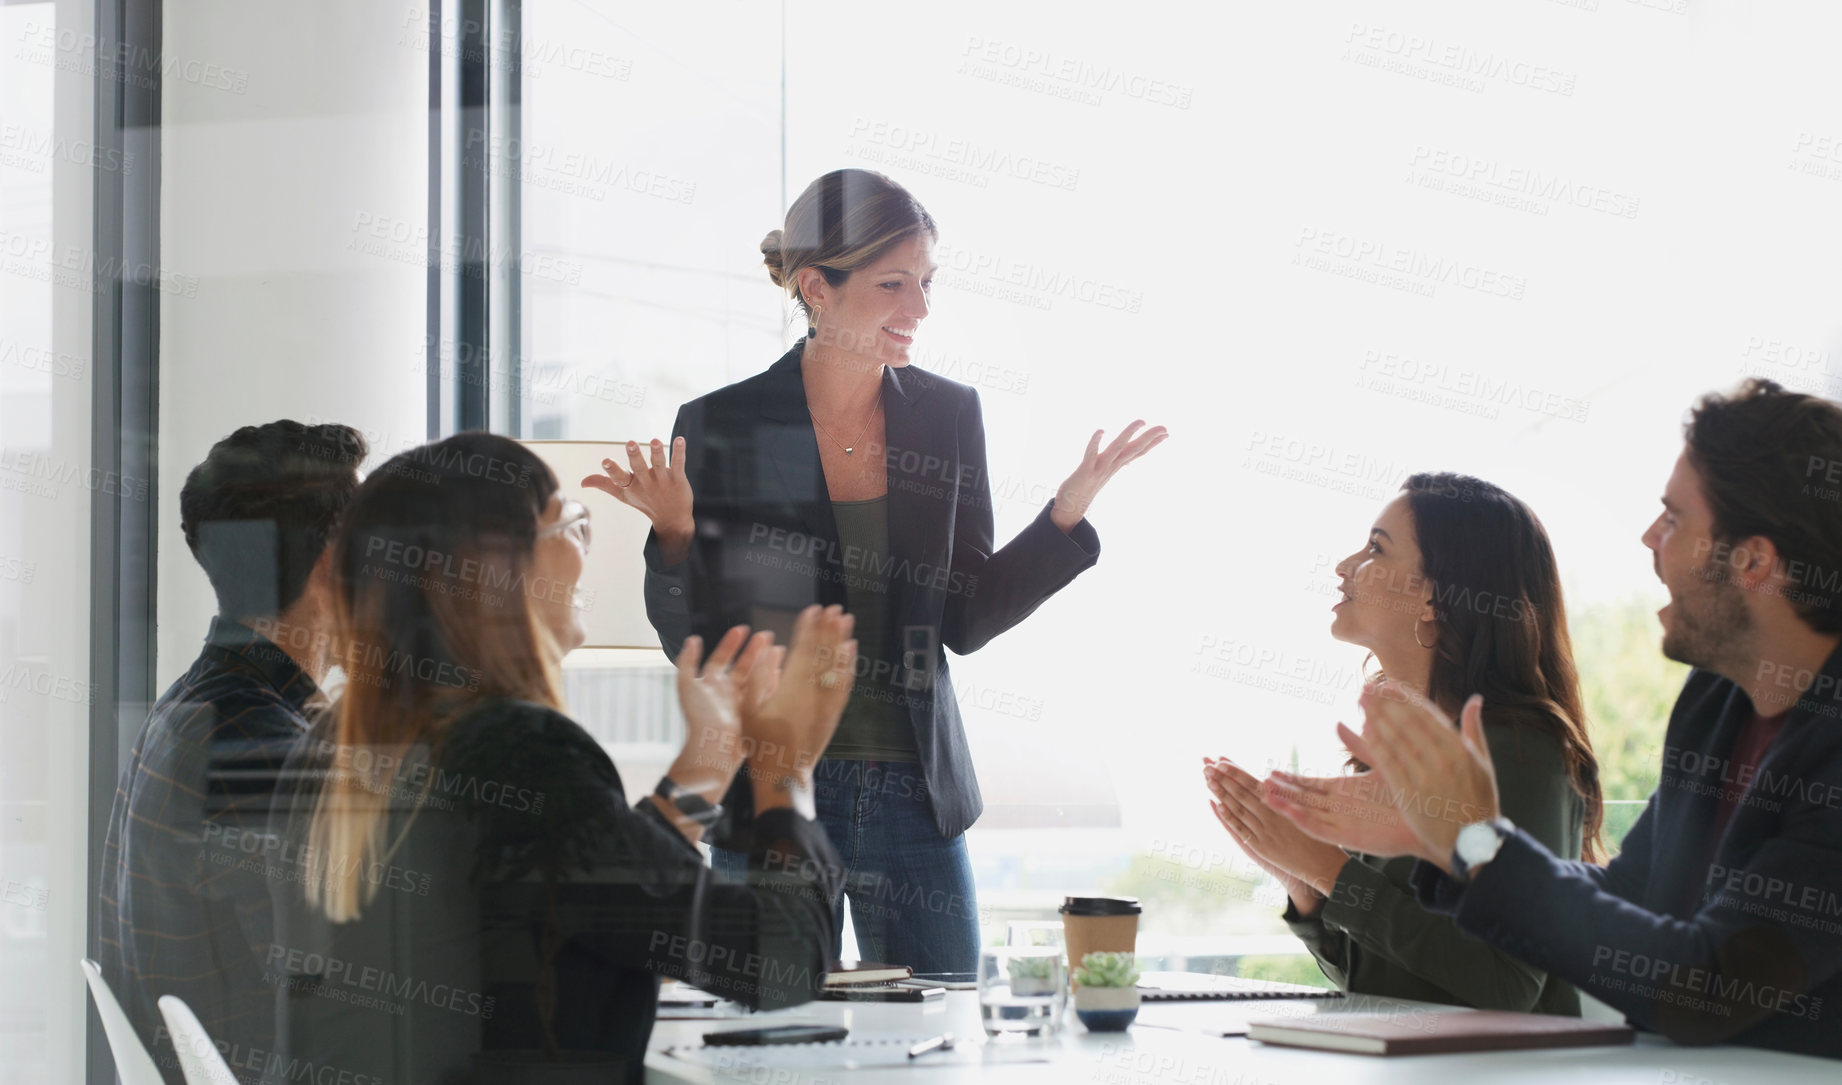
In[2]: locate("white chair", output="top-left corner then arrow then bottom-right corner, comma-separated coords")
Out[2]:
77,958 -> 166,1085
157,995 -> 241,1085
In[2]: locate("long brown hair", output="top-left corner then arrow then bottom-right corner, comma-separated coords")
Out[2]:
1402,472 -> 1606,863
306,432 -> 563,921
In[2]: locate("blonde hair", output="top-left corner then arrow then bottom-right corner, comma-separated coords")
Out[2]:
761,169 -> 937,327
304,434 -> 566,922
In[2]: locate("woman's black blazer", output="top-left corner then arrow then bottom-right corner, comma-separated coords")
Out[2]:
642,339 -> 1101,839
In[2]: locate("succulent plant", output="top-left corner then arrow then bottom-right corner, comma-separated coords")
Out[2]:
1073,951 -> 1140,989
1010,954 -> 1060,982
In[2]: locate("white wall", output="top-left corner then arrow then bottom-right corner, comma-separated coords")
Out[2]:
158,1 -> 430,685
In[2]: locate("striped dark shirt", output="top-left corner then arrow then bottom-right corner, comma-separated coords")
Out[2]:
97,618 -> 320,1084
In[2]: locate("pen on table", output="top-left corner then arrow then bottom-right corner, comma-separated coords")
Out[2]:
907,1033 -> 953,1059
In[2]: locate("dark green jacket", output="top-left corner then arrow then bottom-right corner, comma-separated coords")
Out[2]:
1282,719 -> 1585,1015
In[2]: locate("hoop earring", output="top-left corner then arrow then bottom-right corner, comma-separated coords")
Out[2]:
1413,619 -> 1436,650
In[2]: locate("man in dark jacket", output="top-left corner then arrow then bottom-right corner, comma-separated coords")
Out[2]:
1266,379 -> 1842,1059
97,421 -> 365,1082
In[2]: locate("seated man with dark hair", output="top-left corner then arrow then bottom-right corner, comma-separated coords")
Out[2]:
97,420 -> 366,1082
1266,378 -> 1842,1059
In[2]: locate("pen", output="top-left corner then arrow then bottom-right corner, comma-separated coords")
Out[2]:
907,1033 -> 953,1059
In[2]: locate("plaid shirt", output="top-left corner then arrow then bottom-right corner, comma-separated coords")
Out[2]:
97,618 -> 321,1084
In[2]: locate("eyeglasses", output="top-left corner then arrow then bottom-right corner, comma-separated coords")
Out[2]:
538,499 -> 592,553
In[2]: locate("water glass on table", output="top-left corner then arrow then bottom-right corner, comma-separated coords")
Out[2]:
978,946 -> 1067,1037
1005,920 -> 1066,951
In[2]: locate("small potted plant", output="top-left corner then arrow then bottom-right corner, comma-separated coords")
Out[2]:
1008,952 -> 1061,997
1072,952 -> 1140,1032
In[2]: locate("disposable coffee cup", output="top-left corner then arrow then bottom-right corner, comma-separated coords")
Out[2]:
1060,896 -> 1140,982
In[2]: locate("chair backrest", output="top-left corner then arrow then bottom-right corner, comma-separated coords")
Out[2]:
78,958 -> 167,1085
156,996 -> 241,1085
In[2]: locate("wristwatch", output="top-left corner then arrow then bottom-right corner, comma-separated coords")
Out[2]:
1451,817 -> 1515,881
654,776 -> 723,828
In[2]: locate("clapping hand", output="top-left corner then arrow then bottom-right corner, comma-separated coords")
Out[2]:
740,605 -> 857,795
669,625 -> 777,791
1263,682 -> 1500,873
1204,757 -> 1348,913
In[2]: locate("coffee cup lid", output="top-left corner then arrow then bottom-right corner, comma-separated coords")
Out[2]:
1059,896 -> 1141,916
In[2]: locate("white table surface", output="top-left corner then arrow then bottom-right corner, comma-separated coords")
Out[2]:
643,990 -> 1838,1084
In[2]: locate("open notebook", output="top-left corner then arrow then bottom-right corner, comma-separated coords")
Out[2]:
667,1037 -> 1007,1072
1136,971 -> 1346,1002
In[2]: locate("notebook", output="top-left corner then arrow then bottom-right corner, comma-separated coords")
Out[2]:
823,961 -> 914,987
1247,1008 -> 1636,1055
1136,971 -> 1346,1002
666,1037 -> 1001,1072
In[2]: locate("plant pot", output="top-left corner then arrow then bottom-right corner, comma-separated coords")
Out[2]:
1073,986 -> 1140,1032
471,1049 -> 630,1084
1010,976 -> 1059,998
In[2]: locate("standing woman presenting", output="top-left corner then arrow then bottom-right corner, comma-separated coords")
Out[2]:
585,169 -> 1165,971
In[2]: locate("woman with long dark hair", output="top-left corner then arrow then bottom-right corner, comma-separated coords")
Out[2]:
586,168 -> 1166,971
1203,472 -> 1603,1013
268,432 -> 857,1083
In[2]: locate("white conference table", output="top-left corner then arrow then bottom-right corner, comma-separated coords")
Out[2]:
644,990 -> 1837,1084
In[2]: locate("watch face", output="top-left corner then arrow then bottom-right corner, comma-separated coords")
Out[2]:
1457,822 -> 1501,863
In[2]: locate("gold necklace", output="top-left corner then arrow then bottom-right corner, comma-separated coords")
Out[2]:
810,397 -> 881,455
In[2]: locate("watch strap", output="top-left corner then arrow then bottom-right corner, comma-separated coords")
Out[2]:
655,775 -> 723,827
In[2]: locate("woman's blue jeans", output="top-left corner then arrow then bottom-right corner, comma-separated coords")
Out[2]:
712,759 -> 981,973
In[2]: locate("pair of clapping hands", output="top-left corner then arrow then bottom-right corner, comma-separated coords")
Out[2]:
661,604 -> 858,824
1203,682 -> 1504,901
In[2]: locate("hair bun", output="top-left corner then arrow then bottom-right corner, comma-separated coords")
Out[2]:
760,229 -> 787,287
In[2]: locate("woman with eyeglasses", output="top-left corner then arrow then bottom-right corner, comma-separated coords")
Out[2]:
267,432 -> 857,1083
584,169 -> 1166,973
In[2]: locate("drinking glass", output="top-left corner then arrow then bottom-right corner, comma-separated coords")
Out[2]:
978,946 -> 1066,1037
1005,920 -> 1066,951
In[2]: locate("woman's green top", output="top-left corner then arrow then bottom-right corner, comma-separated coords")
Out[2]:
1282,719 -> 1586,1015
821,495 -> 919,761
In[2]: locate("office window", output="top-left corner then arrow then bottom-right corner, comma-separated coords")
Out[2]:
21,9 -> 1842,1082
485,1 -> 1842,980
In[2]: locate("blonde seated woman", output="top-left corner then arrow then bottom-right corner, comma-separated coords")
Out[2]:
267,432 -> 856,1084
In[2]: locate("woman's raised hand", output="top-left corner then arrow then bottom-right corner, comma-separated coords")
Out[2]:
582,437 -> 695,543
1050,420 -> 1169,533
